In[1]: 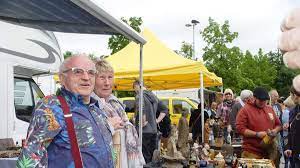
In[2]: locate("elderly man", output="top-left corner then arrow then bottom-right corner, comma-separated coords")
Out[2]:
230,89 -> 253,138
236,87 -> 282,165
269,89 -> 284,167
236,87 -> 281,165
269,89 -> 282,119
17,55 -> 114,168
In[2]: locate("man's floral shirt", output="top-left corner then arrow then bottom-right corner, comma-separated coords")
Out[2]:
16,88 -> 113,168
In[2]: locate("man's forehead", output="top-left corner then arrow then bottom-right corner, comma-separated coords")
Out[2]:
67,57 -> 95,68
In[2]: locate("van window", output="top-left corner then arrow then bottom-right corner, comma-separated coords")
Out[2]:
123,100 -> 135,113
14,77 -> 44,122
172,100 -> 194,114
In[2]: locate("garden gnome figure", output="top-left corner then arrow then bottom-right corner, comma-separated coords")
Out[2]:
177,108 -> 190,158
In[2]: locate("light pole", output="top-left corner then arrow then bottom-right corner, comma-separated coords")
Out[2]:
185,19 -> 200,60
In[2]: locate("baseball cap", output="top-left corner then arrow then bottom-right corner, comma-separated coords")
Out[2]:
253,87 -> 270,100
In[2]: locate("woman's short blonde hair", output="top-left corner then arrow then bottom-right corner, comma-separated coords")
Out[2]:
95,59 -> 114,74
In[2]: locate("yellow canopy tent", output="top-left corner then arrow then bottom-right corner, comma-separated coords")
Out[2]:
106,28 -> 222,91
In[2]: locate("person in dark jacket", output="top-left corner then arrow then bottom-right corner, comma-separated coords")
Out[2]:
189,103 -> 209,143
133,80 -> 166,164
207,102 -> 217,119
284,85 -> 300,168
230,90 -> 253,138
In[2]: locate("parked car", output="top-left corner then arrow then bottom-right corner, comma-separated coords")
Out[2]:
119,97 -> 199,125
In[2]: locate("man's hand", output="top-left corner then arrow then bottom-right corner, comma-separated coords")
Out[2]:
156,112 -> 166,124
279,8 -> 300,89
267,129 -> 278,137
256,131 -> 267,139
279,8 -> 300,69
107,116 -> 124,129
283,123 -> 289,131
142,114 -> 148,127
284,150 -> 292,157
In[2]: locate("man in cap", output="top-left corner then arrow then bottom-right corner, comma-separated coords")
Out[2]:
236,87 -> 282,164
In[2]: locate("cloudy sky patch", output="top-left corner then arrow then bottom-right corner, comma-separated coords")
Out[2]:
55,0 -> 300,59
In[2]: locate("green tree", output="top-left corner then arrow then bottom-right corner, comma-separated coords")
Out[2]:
63,51 -> 99,61
201,17 -> 243,93
177,41 -> 193,59
241,49 -> 276,90
108,17 -> 143,54
63,51 -> 73,59
267,50 -> 300,97
88,53 -> 98,61
107,17 -> 143,97
201,18 -> 277,94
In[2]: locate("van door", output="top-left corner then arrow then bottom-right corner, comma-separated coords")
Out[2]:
171,99 -> 195,125
14,77 -> 44,144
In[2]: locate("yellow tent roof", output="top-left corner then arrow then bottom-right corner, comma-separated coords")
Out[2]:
106,28 -> 222,91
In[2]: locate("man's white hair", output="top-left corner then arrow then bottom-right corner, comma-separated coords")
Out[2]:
240,89 -> 253,101
58,54 -> 89,74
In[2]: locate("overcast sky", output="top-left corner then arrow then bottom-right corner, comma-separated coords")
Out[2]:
54,0 -> 300,60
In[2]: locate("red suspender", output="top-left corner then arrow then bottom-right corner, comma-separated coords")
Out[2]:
57,96 -> 83,168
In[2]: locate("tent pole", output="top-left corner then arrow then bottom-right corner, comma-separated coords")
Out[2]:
200,72 -> 204,143
139,44 -> 144,152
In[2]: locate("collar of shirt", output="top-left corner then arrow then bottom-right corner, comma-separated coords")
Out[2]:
239,99 -> 245,107
60,87 -> 97,107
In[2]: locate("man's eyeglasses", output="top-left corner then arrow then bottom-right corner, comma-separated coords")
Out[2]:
63,67 -> 97,77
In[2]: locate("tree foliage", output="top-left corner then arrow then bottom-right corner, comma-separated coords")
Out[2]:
176,41 -> 193,59
107,17 -> 143,96
63,51 -> 73,59
267,50 -> 300,97
201,18 -> 277,94
63,51 -> 98,61
108,17 -> 143,54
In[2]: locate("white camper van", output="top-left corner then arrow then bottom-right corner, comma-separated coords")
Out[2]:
0,21 -> 62,145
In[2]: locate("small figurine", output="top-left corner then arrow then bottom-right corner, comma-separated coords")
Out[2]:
190,143 -> 201,162
214,152 -> 225,168
177,108 -> 190,158
202,143 -> 210,157
166,125 -> 184,159
226,125 -> 232,144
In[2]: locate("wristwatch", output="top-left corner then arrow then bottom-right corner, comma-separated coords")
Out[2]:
255,132 -> 259,138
